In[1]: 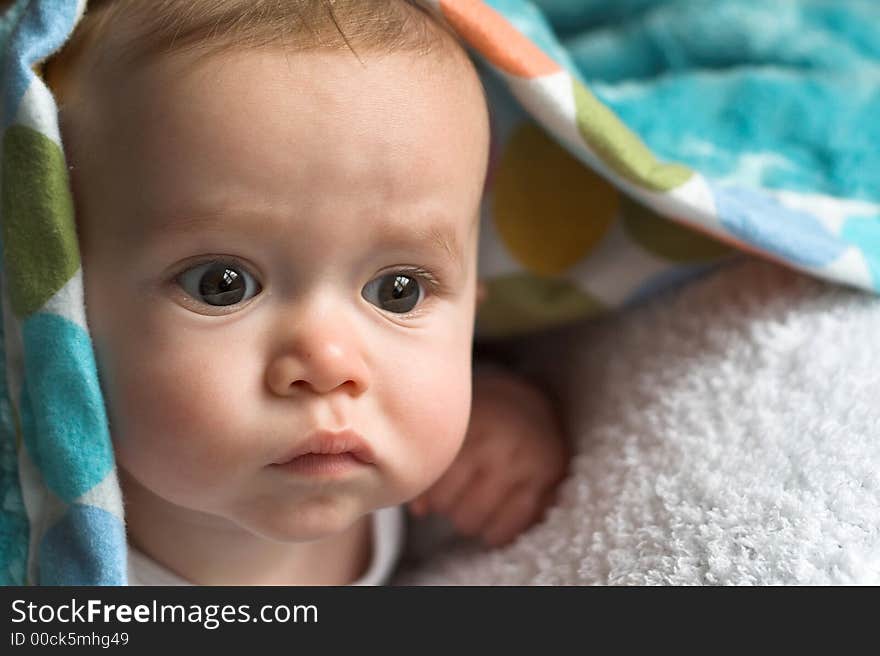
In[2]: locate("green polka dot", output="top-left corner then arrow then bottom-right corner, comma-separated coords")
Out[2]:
620,195 -> 732,262
493,123 -> 618,276
1,125 -> 80,317
476,273 -> 605,338
573,79 -> 693,192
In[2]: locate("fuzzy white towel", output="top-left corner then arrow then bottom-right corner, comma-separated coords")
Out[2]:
396,259 -> 880,585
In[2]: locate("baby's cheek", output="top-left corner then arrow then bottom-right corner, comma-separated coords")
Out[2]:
106,339 -> 260,503
382,350 -> 472,499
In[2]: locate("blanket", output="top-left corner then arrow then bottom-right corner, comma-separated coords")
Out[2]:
1,0 -> 878,584
399,259 -> 880,585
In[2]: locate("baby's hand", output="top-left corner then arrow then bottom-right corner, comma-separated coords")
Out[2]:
408,367 -> 568,548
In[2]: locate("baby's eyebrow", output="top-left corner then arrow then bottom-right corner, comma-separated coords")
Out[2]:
372,221 -> 466,273
145,207 -> 264,236
144,206 -> 469,271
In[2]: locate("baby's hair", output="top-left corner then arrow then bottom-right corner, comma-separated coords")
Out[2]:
46,0 -> 461,101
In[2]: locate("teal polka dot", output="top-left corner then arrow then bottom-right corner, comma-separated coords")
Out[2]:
19,313 -> 113,503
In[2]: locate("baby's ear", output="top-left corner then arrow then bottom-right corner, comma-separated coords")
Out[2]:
476,280 -> 488,308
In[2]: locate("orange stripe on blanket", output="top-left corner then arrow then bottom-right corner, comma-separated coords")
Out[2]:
440,0 -> 560,78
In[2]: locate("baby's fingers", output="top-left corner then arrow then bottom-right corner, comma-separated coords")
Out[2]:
408,458 -> 477,518
481,486 -> 543,548
446,472 -> 512,538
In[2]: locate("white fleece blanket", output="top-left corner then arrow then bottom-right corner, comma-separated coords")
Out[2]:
396,259 -> 880,585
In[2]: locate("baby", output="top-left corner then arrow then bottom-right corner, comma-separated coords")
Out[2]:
46,0 -> 567,585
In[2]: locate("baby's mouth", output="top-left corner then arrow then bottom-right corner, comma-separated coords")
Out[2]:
270,429 -> 376,474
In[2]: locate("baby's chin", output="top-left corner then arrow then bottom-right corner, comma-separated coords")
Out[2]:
230,493 -> 379,544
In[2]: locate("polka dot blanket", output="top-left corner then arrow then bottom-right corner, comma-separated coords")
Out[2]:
1,0 -> 878,584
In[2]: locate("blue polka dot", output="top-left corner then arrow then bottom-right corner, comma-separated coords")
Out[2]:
841,215 -> 880,289
19,313 -> 113,503
39,504 -> 126,585
711,183 -> 847,267
2,0 -> 80,130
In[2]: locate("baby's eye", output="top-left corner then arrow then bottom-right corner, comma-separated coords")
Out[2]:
361,272 -> 424,314
176,261 -> 262,307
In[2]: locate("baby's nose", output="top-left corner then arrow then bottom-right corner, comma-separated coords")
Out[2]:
265,326 -> 370,397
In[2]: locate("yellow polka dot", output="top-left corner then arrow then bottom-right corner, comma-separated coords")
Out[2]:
476,274 -> 605,338
492,123 -> 619,276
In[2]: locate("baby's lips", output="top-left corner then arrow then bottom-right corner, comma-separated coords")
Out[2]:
272,428 -> 376,466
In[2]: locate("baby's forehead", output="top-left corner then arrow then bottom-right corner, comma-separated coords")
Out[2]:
48,0 -> 463,91
47,1 -> 481,167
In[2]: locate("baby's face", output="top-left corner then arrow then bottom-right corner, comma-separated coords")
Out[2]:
70,44 -> 489,541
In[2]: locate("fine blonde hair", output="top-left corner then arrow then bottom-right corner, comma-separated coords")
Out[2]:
46,0 -> 459,101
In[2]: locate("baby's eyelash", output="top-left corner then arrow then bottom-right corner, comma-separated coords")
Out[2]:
394,266 -> 445,295
403,266 -> 438,286
168,255 -> 258,281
